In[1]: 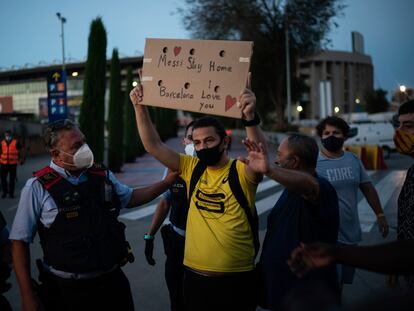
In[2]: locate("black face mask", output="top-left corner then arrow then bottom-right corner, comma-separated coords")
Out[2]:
196,141 -> 224,166
322,135 -> 344,152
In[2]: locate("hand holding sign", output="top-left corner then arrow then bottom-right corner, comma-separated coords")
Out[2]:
140,38 -> 253,119
239,72 -> 257,121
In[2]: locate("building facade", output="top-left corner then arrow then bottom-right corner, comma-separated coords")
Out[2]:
298,50 -> 374,119
0,57 -> 142,120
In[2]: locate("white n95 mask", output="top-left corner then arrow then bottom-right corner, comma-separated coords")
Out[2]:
59,143 -> 94,169
184,143 -> 195,156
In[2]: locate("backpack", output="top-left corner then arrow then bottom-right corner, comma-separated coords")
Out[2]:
188,159 -> 260,257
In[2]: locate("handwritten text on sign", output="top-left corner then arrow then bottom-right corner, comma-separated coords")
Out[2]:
141,38 -> 253,119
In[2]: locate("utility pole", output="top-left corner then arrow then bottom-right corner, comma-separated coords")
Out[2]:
285,14 -> 292,124
56,12 -> 66,71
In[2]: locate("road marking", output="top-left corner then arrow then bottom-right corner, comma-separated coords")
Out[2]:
257,179 -> 279,192
120,178 -> 280,221
120,170 -> 404,224
256,190 -> 283,215
119,196 -> 162,221
359,170 -> 406,232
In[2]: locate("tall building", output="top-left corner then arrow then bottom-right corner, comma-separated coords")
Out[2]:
298,32 -> 374,119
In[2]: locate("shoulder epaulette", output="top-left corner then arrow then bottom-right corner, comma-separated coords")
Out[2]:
88,163 -> 106,177
33,166 -> 63,190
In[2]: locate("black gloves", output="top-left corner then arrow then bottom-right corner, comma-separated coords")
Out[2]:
144,239 -> 156,266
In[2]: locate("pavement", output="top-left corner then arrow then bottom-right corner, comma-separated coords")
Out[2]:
1,134 -> 413,310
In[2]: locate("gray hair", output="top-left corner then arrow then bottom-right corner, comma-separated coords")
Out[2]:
286,132 -> 319,169
44,119 -> 82,151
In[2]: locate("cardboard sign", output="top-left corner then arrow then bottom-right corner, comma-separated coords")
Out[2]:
141,38 -> 253,119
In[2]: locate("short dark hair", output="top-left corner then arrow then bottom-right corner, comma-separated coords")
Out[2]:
398,100 -> 414,116
185,120 -> 195,137
192,116 -> 226,140
286,132 -> 319,168
44,119 -> 82,151
316,116 -> 350,137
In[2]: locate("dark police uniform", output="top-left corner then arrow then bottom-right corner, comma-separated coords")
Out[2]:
160,176 -> 188,311
11,163 -> 134,311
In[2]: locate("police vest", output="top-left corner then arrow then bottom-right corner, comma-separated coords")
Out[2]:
1,139 -> 19,165
168,177 -> 189,231
34,165 -> 128,273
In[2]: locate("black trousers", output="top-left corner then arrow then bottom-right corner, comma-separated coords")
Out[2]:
161,224 -> 186,311
183,268 -> 257,311
1,164 -> 16,196
38,268 -> 134,311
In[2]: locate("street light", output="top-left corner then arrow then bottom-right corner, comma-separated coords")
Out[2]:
56,12 -> 67,71
400,85 -> 407,93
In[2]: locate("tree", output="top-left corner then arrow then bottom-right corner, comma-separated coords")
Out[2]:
365,88 -> 390,113
107,49 -> 123,172
124,68 -> 144,162
79,17 -> 107,162
179,0 -> 344,127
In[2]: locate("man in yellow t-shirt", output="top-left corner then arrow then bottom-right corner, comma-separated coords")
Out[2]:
130,74 -> 266,311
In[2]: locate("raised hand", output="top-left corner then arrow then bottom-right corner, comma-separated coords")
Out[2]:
239,72 -> 256,120
129,69 -> 143,108
239,138 -> 269,174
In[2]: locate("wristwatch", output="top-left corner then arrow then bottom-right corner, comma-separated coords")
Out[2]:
242,112 -> 261,127
143,233 -> 154,240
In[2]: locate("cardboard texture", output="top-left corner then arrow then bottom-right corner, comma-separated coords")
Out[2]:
141,38 -> 253,119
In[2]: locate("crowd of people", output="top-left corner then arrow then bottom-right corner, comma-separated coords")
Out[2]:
0,75 -> 413,310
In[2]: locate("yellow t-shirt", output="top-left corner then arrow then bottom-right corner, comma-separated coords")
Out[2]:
179,154 -> 258,272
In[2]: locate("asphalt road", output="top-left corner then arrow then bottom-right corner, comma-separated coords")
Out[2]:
1,140 -> 412,310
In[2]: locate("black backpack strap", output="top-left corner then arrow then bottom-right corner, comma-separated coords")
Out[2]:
189,161 -> 207,202
228,160 -> 260,257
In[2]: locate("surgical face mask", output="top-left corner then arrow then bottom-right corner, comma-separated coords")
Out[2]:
5,135 -> 11,142
394,129 -> 414,156
321,135 -> 344,152
196,141 -> 224,166
184,143 -> 195,156
58,143 -> 94,169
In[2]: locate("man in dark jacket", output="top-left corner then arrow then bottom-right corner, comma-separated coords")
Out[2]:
241,133 -> 340,310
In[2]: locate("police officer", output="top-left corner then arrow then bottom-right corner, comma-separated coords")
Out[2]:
144,121 -> 194,311
10,119 -> 177,311
0,130 -> 23,198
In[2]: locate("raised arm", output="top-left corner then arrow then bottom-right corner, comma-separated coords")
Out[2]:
129,84 -> 180,171
239,73 -> 266,183
240,139 -> 320,205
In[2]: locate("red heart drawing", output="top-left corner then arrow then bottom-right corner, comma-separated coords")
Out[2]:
225,95 -> 237,111
173,46 -> 181,56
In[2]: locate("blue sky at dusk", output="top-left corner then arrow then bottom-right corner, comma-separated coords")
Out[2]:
0,0 -> 412,95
